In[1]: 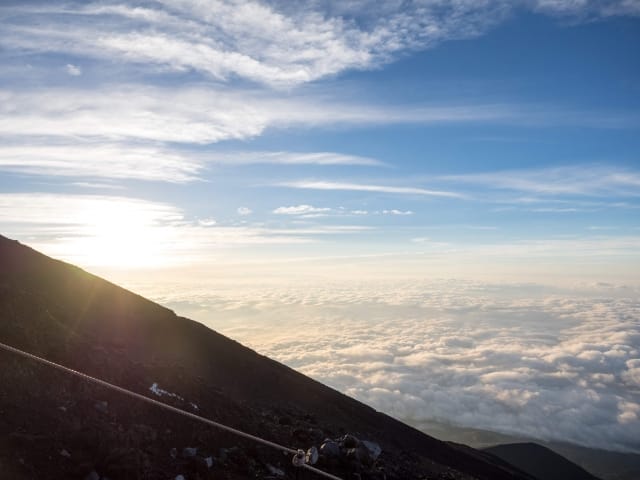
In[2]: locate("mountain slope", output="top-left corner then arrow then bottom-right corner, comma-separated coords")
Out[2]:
0,234 -> 533,480
483,443 -> 601,480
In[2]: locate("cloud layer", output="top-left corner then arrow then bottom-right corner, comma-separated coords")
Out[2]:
136,278 -> 640,453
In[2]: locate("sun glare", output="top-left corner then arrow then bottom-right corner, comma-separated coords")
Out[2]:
47,196 -> 182,269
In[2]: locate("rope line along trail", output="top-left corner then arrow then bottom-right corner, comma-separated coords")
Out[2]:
0,340 -> 343,480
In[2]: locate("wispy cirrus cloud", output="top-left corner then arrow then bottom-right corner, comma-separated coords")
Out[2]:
0,87 -> 269,144
442,165 -> 640,198
0,86 -> 636,159
0,144 -> 203,183
0,86 -> 548,145
0,143 -> 385,183
2,1 -> 637,88
280,180 -> 466,198
383,209 -> 414,216
273,205 -> 415,218
273,225 -> 374,235
208,151 -> 386,167
531,0 -> 640,17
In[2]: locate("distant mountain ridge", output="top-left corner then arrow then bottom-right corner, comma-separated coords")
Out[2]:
483,443 -> 601,480
420,419 -> 640,480
0,234 -> 533,480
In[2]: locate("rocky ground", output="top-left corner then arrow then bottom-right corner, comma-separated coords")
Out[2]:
0,347 -> 405,480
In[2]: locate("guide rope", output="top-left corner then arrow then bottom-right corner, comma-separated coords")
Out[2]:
0,340 -> 343,480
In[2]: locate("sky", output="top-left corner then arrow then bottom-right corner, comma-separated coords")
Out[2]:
1,0 -> 639,453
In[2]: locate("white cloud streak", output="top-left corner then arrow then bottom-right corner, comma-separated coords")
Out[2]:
383,209 -> 414,215
442,165 -> 640,199
280,180 -> 465,198
0,144 -> 203,183
272,205 -> 418,218
531,0 -> 640,16
0,87 -> 268,144
208,151 -> 386,166
0,142 -> 387,183
273,205 -> 331,215
0,87 -> 547,146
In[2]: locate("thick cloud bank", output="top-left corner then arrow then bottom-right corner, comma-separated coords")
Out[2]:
139,279 -> 640,453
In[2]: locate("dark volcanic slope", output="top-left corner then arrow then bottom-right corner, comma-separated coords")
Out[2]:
0,235 -> 532,480
484,443 -> 602,480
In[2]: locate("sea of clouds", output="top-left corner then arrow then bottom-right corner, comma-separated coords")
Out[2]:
130,278 -> 640,453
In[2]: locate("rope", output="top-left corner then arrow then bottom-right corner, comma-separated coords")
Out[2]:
0,340 -> 343,480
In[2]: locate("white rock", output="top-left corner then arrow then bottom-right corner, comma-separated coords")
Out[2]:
149,382 -> 183,400
362,440 -> 382,460
267,464 -> 285,477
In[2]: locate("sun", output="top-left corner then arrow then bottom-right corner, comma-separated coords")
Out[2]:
51,196 -> 182,269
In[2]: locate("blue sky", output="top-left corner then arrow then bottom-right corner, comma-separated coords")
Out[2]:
0,0 -> 639,280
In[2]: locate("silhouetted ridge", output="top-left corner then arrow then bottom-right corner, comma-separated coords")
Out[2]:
484,443 -> 602,480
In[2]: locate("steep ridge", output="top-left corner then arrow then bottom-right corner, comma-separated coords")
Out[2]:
0,234 -> 532,480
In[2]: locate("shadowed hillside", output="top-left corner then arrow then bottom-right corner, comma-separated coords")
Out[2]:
419,417 -> 639,480
0,234 -> 535,480
483,443 -> 601,480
